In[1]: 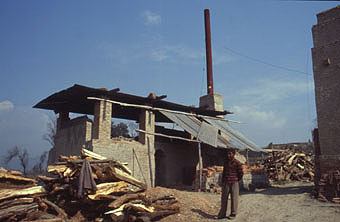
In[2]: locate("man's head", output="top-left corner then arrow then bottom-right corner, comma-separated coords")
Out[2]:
227,149 -> 235,161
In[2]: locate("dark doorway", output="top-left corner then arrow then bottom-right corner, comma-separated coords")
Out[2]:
155,150 -> 166,186
182,166 -> 196,186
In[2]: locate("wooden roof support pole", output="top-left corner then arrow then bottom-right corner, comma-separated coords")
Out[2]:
198,142 -> 203,192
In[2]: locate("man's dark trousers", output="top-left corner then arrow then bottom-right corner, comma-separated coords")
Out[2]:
218,182 -> 239,217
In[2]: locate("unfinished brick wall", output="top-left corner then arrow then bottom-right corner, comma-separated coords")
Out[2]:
47,97 -> 158,188
92,139 -> 155,188
312,5 -> 340,201
50,115 -> 92,163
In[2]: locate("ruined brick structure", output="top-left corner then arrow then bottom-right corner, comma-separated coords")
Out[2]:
312,5 -> 340,201
36,84 -> 237,189
48,100 -> 156,188
36,83 -> 265,191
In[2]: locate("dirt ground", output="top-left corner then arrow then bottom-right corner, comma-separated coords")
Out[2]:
158,182 -> 340,222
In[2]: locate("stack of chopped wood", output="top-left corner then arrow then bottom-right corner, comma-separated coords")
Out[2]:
0,149 -> 179,222
263,149 -> 314,182
40,149 -> 179,221
0,168 -> 49,221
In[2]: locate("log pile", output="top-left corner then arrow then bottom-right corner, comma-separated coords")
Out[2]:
263,149 -> 314,182
0,168 -> 48,221
0,149 -> 179,221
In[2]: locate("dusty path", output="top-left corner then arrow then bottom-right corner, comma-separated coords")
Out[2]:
159,182 -> 340,222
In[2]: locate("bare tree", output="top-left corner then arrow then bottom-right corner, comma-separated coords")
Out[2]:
128,122 -> 139,138
32,151 -> 48,174
3,146 -> 29,175
43,115 -> 57,147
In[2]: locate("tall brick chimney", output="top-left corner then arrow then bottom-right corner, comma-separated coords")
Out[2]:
312,5 -> 340,201
199,9 -> 224,112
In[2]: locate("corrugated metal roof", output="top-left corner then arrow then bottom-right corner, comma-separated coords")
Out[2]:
198,121 -> 218,147
160,110 -> 265,152
204,118 -> 265,152
160,110 -> 233,148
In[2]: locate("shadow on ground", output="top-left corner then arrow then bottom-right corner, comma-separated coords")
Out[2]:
191,208 -> 217,219
241,184 -> 313,196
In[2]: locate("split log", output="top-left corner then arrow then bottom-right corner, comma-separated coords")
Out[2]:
47,165 -> 68,174
108,193 -> 147,209
0,186 -> 46,201
24,218 -> 64,222
0,168 -> 36,185
0,197 -> 34,209
42,198 -> 68,219
51,159 -> 132,175
37,175 -> 59,183
81,148 -> 107,160
0,202 -> 39,221
87,181 -> 129,200
107,166 -> 147,190
0,168 -> 22,176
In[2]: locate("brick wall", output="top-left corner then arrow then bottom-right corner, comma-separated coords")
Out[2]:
312,5 -> 340,201
50,115 -> 92,163
93,100 -> 112,140
312,5 -> 340,159
92,138 -> 155,188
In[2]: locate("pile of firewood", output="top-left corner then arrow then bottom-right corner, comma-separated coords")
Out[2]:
263,149 -> 314,182
0,168 -> 47,221
0,149 -> 179,222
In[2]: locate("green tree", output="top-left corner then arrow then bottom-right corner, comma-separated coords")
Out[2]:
111,122 -> 130,138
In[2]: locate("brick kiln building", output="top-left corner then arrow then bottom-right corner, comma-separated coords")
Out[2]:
312,5 -> 340,200
34,84 -> 263,189
34,9 -> 264,190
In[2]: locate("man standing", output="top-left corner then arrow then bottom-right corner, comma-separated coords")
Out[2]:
218,149 -> 243,220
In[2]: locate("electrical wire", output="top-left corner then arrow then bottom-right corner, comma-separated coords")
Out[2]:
224,46 -> 312,76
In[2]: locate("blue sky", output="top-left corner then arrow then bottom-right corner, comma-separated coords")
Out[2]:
1,0 -> 339,159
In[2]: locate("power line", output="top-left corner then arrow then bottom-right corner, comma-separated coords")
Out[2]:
224,46 -> 312,76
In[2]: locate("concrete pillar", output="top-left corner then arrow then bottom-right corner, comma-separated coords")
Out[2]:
93,100 -> 112,140
199,93 -> 224,112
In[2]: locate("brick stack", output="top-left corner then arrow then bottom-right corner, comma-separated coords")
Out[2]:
316,170 -> 340,203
